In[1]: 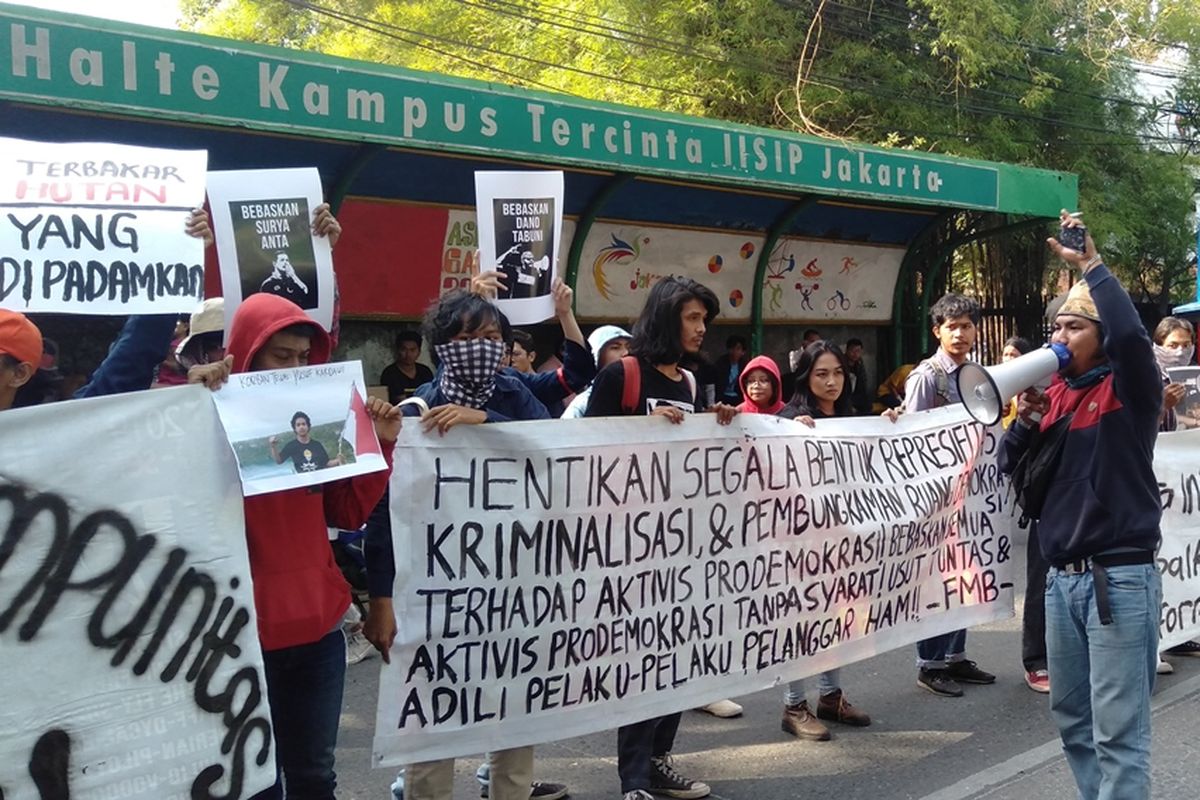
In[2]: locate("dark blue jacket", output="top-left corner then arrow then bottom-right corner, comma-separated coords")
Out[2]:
998,264 -> 1162,564
75,315 -> 177,399
501,339 -> 595,415
369,369 -> 549,597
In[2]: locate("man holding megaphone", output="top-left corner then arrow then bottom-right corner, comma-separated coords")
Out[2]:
998,211 -> 1162,800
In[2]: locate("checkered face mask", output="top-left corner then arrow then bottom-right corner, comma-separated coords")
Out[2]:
434,338 -> 506,409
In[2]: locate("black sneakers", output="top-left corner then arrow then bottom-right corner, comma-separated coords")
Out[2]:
918,668 -> 964,697
1165,640 -> 1200,657
648,755 -> 711,799
945,659 -> 997,684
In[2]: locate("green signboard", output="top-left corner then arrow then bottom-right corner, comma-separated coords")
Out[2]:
0,4 -> 1075,216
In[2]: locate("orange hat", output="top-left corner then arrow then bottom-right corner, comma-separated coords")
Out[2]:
0,309 -> 42,366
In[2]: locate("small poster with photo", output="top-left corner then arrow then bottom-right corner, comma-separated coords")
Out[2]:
207,167 -> 335,337
475,170 -> 564,325
209,360 -> 387,496
1167,367 -> 1200,430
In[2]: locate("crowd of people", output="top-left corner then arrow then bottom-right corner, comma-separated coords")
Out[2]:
1,208 -> 1195,800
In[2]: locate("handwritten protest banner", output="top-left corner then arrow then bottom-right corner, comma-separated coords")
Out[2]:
206,167 -> 335,335
1156,429 -> 1200,651
0,386 -> 274,799
209,360 -> 387,496
475,171 -> 564,325
0,136 -> 208,314
374,407 -> 1014,764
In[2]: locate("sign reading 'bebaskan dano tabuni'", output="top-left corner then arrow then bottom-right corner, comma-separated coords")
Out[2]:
0,6 -> 1070,214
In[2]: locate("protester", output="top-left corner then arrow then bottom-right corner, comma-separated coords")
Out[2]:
775,340 -> 872,738
470,270 -> 594,416
380,331 -> 434,404
712,334 -> 749,405
0,309 -> 43,412
561,324 -> 632,418
510,329 -> 538,374
188,292 -> 399,798
11,335 -> 62,407
844,337 -> 872,415
802,328 -> 822,345
361,289 -> 568,800
585,275 -> 737,800
1151,316 -> 1200,665
904,293 -> 997,697
737,355 -> 786,415
1154,316 -> 1197,433
999,337 -> 1034,428
999,212 -> 1162,799
993,335 -> 1052,693
177,298 -> 227,371
873,363 -> 914,413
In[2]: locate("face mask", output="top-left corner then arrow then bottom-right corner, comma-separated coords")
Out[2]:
434,338 -> 506,408
1154,343 -> 1195,369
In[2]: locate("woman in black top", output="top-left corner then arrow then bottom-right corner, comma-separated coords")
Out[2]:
777,341 -> 873,740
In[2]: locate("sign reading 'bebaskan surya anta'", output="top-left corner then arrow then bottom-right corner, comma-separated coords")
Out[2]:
0,7 -> 1075,214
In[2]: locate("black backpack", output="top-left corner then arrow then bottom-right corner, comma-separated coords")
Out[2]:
1010,412 -> 1074,524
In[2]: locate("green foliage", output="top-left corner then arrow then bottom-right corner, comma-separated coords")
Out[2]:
181,0 -> 1200,302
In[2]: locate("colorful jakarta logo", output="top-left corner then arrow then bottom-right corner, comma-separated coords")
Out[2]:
592,233 -> 645,300
729,289 -> 743,308
708,255 -> 723,274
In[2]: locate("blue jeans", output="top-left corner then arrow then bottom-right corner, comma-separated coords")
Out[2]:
252,628 -> 347,799
915,629 -> 966,669
785,669 -> 840,705
1045,564 -> 1160,800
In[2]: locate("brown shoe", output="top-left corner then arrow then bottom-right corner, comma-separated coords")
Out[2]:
781,701 -> 830,741
816,689 -> 871,727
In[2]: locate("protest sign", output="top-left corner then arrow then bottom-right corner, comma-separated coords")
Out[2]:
475,171 -> 564,325
206,168 -> 335,335
1166,367 -> 1200,430
0,136 -> 207,314
374,407 -> 1014,765
1155,429 -> 1200,650
210,360 -> 386,497
0,386 -> 274,799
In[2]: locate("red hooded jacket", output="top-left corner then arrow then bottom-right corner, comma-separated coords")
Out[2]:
737,355 -> 785,415
227,294 -> 394,651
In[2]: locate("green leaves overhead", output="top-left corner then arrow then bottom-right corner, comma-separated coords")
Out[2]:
182,0 -> 1199,303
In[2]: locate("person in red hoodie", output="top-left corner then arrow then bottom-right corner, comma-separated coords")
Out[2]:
736,354 -> 786,415
191,292 -> 400,799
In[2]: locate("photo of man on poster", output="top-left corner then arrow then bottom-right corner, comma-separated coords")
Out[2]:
231,197 -> 320,310
270,410 -> 341,473
493,196 -> 556,299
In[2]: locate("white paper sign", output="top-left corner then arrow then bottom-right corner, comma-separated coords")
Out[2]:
0,386 -> 274,799
475,171 -> 564,325
374,407 -> 1015,765
207,168 -> 335,335
1156,429 -> 1200,650
210,360 -> 387,496
0,137 -> 208,314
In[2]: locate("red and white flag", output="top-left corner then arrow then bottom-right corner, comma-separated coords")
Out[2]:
341,383 -> 382,459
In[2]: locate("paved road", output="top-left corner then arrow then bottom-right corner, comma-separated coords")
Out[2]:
332,541 -> 1200,800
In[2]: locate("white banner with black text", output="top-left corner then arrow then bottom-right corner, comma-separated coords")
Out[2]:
374,407 -> 1014,765
0,386 -> 274,799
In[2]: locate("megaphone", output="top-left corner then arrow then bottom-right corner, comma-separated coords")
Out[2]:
956,343 -> 1071,425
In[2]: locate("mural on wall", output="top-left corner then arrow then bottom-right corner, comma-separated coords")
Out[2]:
428,208 -> 902,323
575,222 -> 903,323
